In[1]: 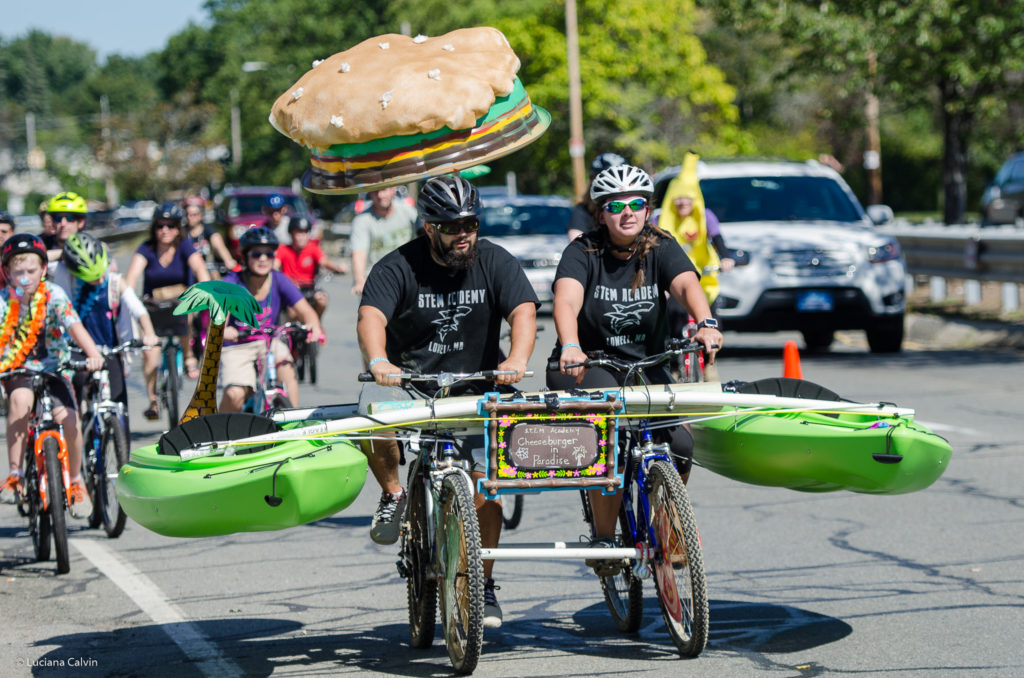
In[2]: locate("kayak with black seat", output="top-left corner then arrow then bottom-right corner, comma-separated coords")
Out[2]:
118,413 -> 367,538
691,378 -> 952,495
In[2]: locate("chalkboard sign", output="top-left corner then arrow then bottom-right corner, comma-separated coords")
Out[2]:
493,412 -> 613,481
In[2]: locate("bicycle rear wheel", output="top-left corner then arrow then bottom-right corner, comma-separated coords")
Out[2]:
437,474 -> 484,675
162,343 -> 180,428
600,505 -> 644,632
99,414 -> 129,537
647,460 -> 708,656
308,339 -> 318,385
501,494 -> 523,529
43,438 -> 71,575
25,451 -> 51,562
406,473 -> 437,649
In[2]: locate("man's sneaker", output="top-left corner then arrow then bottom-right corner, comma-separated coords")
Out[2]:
0,474 -> 23,504
68,481 -> 93,519
483,578 -> 502,628
370,490 -> 406,545
585,536 -> 622,577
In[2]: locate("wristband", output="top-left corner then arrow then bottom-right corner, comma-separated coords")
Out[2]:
561,342 -> 582,353
368,357 -> 388,368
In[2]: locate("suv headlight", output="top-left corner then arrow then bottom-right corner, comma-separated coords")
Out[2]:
868,238 -> 901,264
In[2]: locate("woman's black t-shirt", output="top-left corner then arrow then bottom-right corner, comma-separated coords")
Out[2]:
553,232 -> 696,361
361,237 -> 539,374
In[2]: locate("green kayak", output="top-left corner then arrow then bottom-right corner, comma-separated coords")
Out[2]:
118,414 -> 367,538
691,379 -> 952,495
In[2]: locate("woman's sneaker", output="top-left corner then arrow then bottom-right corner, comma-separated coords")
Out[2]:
68,481 -> 93,519
483,578 -> 502,628
370,490 -> 406,545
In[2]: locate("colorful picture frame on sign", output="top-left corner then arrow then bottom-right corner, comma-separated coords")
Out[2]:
478,392 -> 623,497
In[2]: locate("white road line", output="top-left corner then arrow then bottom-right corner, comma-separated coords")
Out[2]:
915,420 -> 984,437
73,539 -> 243,678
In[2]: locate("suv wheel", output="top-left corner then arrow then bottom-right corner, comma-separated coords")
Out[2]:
801,329 -> 834,352
867,315 -> 905,354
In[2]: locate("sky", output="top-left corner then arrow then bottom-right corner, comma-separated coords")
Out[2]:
3,0 -> 208,60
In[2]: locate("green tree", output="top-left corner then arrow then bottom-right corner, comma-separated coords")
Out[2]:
708,0 -> 1024,223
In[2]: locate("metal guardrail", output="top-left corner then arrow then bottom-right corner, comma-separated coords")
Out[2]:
881,222 -> 1024,284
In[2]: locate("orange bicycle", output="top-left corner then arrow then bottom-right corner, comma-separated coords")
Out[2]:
3,360 -> 87,575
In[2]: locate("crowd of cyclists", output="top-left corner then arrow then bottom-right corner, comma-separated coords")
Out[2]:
1,157 -> 726,632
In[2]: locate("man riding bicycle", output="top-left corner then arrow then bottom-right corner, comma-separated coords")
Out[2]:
357,174 -> 538,629
218,227 -> 325,412
275,217 -> 348,318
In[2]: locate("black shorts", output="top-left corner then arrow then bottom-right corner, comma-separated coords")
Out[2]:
2,372 -> 77,411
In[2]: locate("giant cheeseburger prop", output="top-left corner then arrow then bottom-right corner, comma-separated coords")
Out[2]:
269,26 -> 550,195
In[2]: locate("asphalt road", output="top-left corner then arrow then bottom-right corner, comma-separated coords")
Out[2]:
2,273 -> 1022,677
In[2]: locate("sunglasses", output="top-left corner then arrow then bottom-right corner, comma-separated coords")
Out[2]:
52,213 -> 85,223
247,249 -> 275,260
603,198 -> 648,214
434,219 -> 479,235
155,222 -> 180,231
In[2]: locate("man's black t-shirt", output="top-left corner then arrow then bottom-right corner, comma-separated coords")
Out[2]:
554,232 -> 697,360
360,236 -> 539,373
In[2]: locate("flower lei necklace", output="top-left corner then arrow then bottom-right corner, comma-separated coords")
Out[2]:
0,281 -> 49,372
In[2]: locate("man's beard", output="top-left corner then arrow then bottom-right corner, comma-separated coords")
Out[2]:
431,233 -> 479,270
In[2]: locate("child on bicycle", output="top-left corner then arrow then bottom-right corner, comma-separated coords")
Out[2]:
59,233 -> 161,439
218,227 -> 325,412
0,234 -> 105,516
275,217 -> 347,318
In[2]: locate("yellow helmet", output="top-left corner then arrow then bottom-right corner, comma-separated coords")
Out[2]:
47,191 -> 88,215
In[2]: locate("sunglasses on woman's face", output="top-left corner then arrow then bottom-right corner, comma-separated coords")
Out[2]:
248,249 -> 275,260
155,222 -> 180,231
603,198 -> 648,214
433,219 -> 479,236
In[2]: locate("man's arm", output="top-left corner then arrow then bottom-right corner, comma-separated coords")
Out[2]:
351,250 -> 368,295
495,301 -> 537,385
356,304 -> 401,385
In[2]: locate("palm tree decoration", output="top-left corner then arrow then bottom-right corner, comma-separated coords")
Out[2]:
173,281 -> 261,425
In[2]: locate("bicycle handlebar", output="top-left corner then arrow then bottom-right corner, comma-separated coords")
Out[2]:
550,339 -> 716,373
236,321 -> 309,341
358,369 -> 534,386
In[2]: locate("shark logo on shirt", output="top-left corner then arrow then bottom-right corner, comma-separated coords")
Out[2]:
432,305 -> 472,341
605,301 -> 655,333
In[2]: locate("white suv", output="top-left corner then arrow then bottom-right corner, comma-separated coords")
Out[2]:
653,159 -> 907,352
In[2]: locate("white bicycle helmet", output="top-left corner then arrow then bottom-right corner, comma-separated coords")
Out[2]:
590,164 -> 654,203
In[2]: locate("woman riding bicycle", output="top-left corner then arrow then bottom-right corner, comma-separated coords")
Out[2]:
183,195 -> 237,277
124,202 -> 210,420
545,164 -> 723,559
0,234 -> 104,515
218,227 -> 324,412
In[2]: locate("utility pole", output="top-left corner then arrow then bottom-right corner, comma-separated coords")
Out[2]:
231,88 -> 242,169
100,95 -> 118,206
565,0 -> 586,199
864,49 -> 883,205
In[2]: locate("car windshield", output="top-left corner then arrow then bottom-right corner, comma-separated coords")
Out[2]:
227,194 -> 308,218
701,176 -> 863,223
480,204 -> 571,236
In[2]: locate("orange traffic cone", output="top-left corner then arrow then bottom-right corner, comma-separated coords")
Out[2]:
783,340 -> 803,379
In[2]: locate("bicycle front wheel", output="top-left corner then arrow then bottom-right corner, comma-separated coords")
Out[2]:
163,344 -> 180,428
25,451 -> 50,562
43,438 -> 70,575
99,415 -> 129,537
406,474 -> 437,649
647,460 -> 708,656
308,340 -> 318,384
436,474 -> 484,675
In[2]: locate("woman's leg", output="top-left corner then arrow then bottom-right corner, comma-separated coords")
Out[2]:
143,346 -> 159,406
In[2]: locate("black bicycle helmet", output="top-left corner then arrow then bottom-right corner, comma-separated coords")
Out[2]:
2,233 -> 47,267
239,226 -> 279,254
417,175 -> 480,223
288,217 -> 312,232
590,152 -> 627,177
152,201 -> 184,225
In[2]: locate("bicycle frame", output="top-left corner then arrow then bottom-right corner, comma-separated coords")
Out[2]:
243,323 -> 305,413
